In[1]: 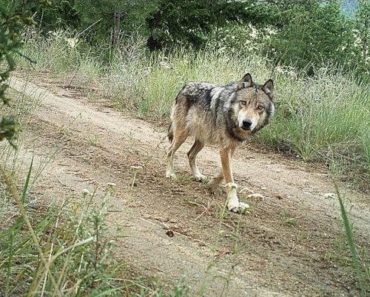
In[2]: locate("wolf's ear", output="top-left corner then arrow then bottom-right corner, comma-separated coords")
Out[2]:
238,73 -> 253,89
262,79 -> 274,99
241,73 -> 253,86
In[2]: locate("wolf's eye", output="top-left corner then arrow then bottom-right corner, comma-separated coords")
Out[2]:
240,101 -> 247,106
257,105 -> 265,111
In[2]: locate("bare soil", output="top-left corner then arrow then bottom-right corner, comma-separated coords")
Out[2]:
8,76 -> 370,297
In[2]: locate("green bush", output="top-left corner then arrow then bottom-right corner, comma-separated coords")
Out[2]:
0,1 -> 35,145
267,2 -> 355,70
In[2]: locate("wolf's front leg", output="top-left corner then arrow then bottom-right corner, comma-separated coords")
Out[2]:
225,183 -> 249,213
220,147 -> 249,213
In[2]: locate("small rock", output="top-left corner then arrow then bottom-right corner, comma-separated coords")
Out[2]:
130,165 -> 143,170
28,200 -> 39,209
247,193 -> 265,200
240,187 -> 254,194
215,247 -> 232,258
165,230 -> 174,237
323,193 -> 336,199
82,189 -> 90,195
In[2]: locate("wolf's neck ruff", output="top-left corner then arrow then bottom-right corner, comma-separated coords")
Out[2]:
224,108 -> 248,142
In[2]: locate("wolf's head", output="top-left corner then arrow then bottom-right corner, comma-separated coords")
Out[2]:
226,73 -> 275,138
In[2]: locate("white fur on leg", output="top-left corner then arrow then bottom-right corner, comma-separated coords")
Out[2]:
166,170 -> 177,179
192,166 -> 207,182
225,183 -> 249,213
166,157 -> 176,179
226,183 -> 240,211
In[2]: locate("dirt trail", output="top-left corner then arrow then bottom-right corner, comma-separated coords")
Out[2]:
9,77 -> 370,296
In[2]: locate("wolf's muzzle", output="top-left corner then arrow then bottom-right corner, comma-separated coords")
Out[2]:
241,119 -> 252,130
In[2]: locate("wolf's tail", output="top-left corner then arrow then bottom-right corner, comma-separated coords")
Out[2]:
167,122 -> 174,143
167,85 -> 186,143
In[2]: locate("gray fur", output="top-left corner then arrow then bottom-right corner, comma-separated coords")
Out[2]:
166,73 -> 275,212
168,75 -> 275,147
166,73 -> 276,212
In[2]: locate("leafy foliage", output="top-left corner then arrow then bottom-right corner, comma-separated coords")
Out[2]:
34,0 -> 80,31
0,1 -> 37,145
73,0 -> 157,45
267,2 -> 355,70
145,0 -> 276,50
8,0 -> 367,80
352,0 -> 370,81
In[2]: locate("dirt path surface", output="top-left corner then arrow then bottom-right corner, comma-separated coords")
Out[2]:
9,77 -> 370,296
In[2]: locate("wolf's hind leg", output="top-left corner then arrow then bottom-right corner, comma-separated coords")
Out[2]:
187,140 -> 206,181
166,126 -> 188,179
208,170 -> 224,192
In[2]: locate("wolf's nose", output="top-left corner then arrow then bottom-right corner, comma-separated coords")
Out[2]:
242,120 -> 252,130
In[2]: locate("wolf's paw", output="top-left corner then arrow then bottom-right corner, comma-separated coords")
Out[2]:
228,201 -> 250,214
225,182 -> 249,214
166,171 -> 177,179
194,173 -> 208,182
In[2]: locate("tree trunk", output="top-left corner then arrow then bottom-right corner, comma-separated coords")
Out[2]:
111,12 -> 121,48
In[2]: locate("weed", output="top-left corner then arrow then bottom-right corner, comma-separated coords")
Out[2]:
334,184 -> 370,296
88,134 -> 100,147
280,210 -> 298,227
0,160 -> 121,296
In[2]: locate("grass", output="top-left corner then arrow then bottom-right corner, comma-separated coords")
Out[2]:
0,163 -> 117,296
260,70 -> 370,174
0,89 -> 189,296
16,31 -> 370,191
280,210 -> 298,227
334,183 -> 370,296
0,166 -> 190,296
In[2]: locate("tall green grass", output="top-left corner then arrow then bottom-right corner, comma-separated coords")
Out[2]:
20,30 -> 103,88
0,88 -> 189,296
108,48 -> 271,117
0,164 -> 189,296
334,183 -> 370,296
259,70 -> 370,165
18,31 -> 370,190
0,163 -> 119,296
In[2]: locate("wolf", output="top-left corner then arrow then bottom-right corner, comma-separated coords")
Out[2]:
166,73 -> 275,213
